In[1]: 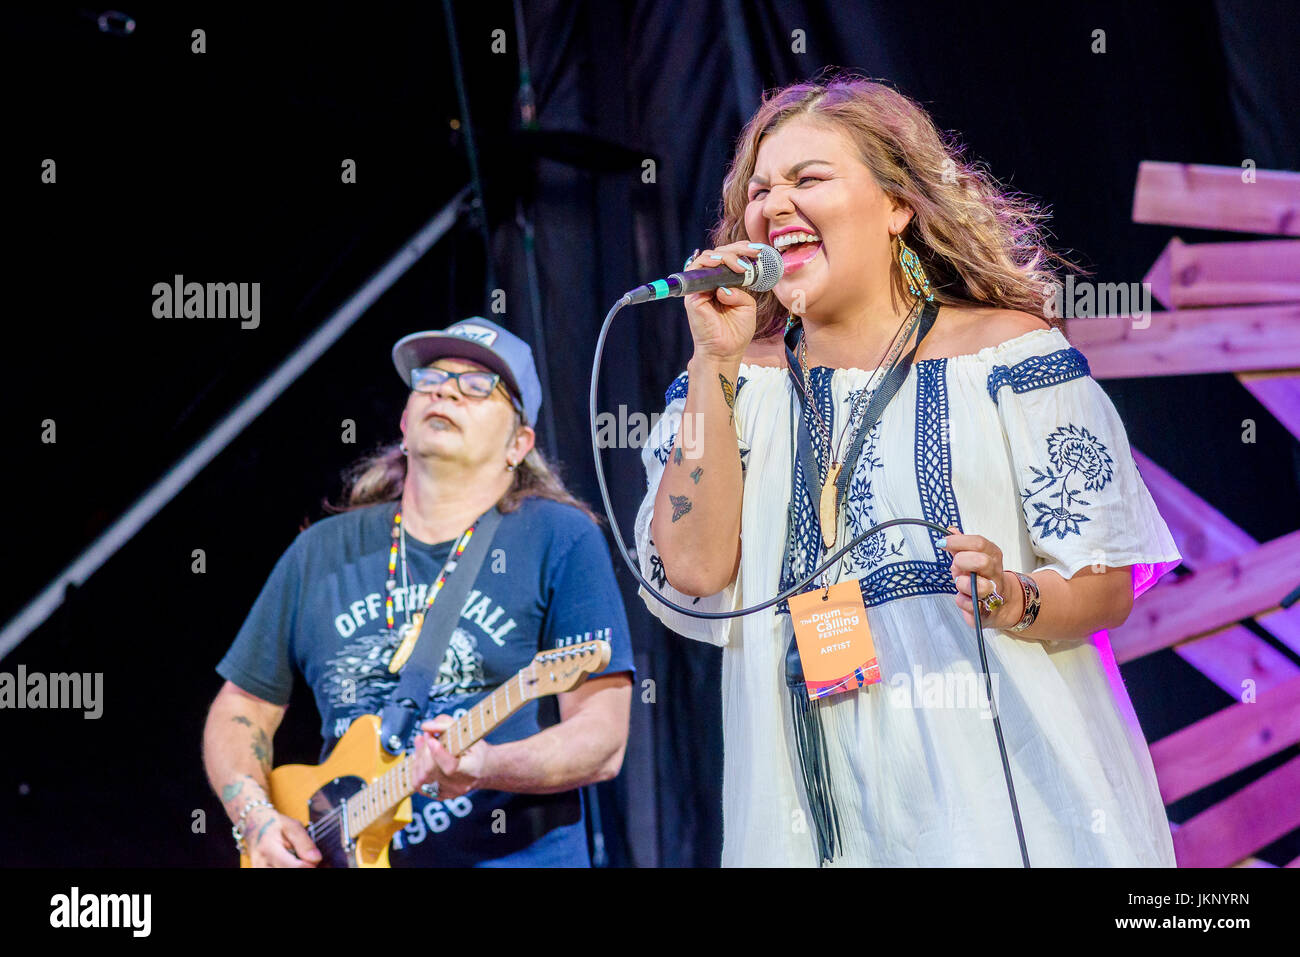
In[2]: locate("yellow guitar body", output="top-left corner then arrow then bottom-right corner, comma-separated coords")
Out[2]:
238,714 -> 412,868
235,638 -> 611,868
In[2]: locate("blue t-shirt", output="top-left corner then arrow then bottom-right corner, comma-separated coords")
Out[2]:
216,496 -> 635,867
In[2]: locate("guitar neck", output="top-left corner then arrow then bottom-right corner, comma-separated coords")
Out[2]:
350,673 -> 531,835
343,639 -> 610,843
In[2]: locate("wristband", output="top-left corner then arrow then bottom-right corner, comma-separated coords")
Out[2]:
1008,571 -> 1041,633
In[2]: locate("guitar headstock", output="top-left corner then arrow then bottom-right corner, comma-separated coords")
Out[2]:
522,640 -> 613,698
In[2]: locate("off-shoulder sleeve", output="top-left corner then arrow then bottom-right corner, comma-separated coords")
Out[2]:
989,331 -> 1182,599
632,371 -> 747,646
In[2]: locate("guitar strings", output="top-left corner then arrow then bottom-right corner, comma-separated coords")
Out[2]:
296,660 -> 567,850
302,758 -> 410,846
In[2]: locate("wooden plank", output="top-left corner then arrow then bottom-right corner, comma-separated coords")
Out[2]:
1171,755 -> 1300,868
1149,675 -> 1300,803
1065,304 -> 1300,378
1132,449 -> 1256,564
1238,371 -> 1300,439
1133,161 -> 1300,236
1145,238 -> 1176,311
1111,531 -> 1300,662
1175,627 -> 1300,698
1143,238 -> 1300,308
1133,449 -> 1300,660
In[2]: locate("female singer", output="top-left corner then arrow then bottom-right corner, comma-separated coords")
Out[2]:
635,75 -> 1182,866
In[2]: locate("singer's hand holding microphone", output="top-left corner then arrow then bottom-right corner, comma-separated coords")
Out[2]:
621,241 -> 784,364
683,242 -> 769,363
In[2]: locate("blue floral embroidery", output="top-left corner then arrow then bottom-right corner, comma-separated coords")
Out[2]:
779,369 -> 913,613
843,386 -> 904,572
778,369 -> 833,613
652,434 -> 674,466
1021,423 -> 1114,539
646,546 -> 668,590
915,359 -> 963,561
987,347 -> 1090,403
665,372 -> 690,404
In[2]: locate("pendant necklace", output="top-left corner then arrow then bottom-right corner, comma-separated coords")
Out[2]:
799,302 -> 918,549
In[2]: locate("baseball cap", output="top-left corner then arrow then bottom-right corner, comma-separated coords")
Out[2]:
391,317 -> 543,427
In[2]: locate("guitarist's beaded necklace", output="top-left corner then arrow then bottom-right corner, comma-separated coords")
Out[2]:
384,508 -> 478,673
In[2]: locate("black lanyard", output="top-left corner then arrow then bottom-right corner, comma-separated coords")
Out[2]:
783,299 -> 939,553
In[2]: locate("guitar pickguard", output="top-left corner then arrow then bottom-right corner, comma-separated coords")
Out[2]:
308,776 -> 367,868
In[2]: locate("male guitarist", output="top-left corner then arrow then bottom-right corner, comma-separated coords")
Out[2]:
202,317 -> 634,867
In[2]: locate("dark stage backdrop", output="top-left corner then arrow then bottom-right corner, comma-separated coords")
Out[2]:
4,1 -> 1297,867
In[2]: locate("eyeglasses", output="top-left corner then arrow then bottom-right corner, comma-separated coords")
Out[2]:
411,366 -> 523,415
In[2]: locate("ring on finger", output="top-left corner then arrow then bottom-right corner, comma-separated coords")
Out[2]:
978,578 -> 1005,614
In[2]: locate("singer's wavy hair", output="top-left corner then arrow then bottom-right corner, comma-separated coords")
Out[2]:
324,407 -> 601,524
712,72 -> 1083,339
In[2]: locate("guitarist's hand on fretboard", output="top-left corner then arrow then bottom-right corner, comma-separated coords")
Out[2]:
412,715 -> 491,801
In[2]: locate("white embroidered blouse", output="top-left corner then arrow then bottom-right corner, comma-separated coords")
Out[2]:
634,325 -> 1182,867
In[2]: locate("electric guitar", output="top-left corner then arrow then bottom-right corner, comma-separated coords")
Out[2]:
238,638 -> 612,867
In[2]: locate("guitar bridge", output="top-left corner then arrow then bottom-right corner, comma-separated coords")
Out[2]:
339,796 -> 355,852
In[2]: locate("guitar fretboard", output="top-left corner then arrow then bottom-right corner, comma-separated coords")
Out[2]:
345,670 -> 535,837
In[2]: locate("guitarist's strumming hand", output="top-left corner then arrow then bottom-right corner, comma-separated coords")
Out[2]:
245,805 -> 323,868
412,714 -> 493,800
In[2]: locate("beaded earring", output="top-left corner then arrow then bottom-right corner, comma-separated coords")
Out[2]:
895,234 -> 935,302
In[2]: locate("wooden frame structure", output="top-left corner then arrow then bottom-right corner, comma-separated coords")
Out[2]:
1068,161 -> 1300,867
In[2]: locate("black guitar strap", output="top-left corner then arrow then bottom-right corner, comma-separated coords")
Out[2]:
377,505 -> 504,756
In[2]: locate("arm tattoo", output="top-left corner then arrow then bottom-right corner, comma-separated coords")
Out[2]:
254,816 -> 274,846
719,374 -> 736,424
690,466 -> 703,484
673,446 -> 683,466
669,494 -> 693,522
231,715 -> 272,773
221,780 -> 244,803
252,727 -> 272,773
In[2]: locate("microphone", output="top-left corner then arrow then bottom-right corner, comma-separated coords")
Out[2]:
621,244 -> 784,305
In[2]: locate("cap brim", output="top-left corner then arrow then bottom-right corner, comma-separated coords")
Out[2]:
391,331 -> 525,406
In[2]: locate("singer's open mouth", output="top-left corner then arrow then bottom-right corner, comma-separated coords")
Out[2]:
770,223 -> 823,274
777,237 -> 822,272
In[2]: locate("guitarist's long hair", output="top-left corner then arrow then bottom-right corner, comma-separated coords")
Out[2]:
324,411 -> 601,524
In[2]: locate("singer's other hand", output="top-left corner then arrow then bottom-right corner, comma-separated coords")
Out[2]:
682,241 -> 760,364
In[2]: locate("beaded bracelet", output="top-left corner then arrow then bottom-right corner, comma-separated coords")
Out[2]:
232,798 -> 275,853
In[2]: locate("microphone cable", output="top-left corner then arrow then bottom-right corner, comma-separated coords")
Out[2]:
588,294 -> 1031,867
